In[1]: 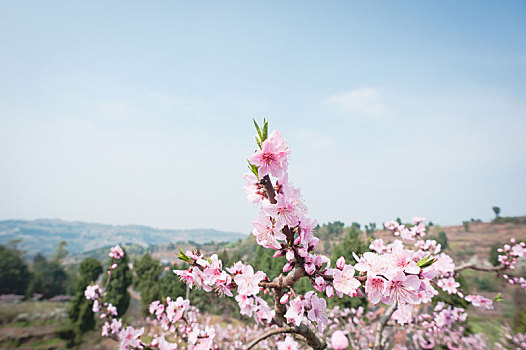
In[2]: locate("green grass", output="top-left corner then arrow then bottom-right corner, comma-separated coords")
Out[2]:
30,337 -> 63,349
470,315 -> 504,343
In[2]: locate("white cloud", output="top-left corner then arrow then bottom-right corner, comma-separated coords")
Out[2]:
325,87 -> 386,116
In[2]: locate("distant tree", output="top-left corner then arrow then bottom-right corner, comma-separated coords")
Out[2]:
493,206 -> 501,219
0,245 -> 31,295
159,263 -> 186,300
364,222 -> 377,236
103,248 -> 132,317
27,253 -> 68,298
462,221 -> 469,232
52,241 -> 68,262
133,254 -> 163,315
59,257 -> 102,347
437,231 -> 449,250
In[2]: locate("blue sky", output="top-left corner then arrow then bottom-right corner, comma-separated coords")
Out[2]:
1,1 -> 525,233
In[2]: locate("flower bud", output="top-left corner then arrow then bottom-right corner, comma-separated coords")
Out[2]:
305,262 -> 315,275
273,250 -> 285,258
286,249 -> 295,262
283,262 -> 294,273
326,285 -> 334,298
336,256 -> 346,270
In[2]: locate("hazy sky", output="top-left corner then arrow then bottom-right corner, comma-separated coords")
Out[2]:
1,1 -> 525,234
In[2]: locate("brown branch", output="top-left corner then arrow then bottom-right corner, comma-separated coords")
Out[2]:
254,175 -> 326,349
245,326 -> 296,350
373,302 -> 397,350
454,263 -> 505,273
260,175 -> 277,204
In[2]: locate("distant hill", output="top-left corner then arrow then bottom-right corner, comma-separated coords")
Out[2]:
0,219 -> 247,258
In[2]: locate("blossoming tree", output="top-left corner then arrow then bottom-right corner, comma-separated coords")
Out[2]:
86,121 -> 526,350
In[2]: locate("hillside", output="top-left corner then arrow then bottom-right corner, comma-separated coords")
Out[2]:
0,219 -> 246,258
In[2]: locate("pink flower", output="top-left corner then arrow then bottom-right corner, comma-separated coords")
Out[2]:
109,245 -> 124,259
306,294 -> 329,332
331,330 -> 349,350
365,276 -> 387,304
110,318 -> 122,334
157,335 -> 178,350
332,265 -> 361,296
382,271 -> 420,305
369,238 -> 386,253
249,130 -> 289,179
243,172 -> 264,203
392,303 -> 413,325
252,214 -> 286,248
84,284 -> 100,300
465,295 -> 494,310
284,297 -> 305,326
390,240 -> 420,275
234,265 -> 266,296
118,326 -> 144,350
261,191 -> 305,231
437,277 -> 460,294
167,297 -> 189,322
235,294 -> 257,317
277,336 -> 299,350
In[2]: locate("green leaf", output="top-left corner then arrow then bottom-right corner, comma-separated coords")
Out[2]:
416,255 -> 437,268
178,248 -> 190,263
247,160 -> 259,178
255,135 -> 262,149
262,120 -> 268,142
494,293 -> 503,302
252,118 -> 262,140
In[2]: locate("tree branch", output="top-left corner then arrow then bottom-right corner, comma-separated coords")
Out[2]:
245,326 -> 296,350
373,302 -> 397,350
454,263 -> 505,273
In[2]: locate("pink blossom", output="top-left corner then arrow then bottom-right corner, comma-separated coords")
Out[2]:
234,265 -> 266,296
369,238 -> 386,253
284,297 -> 305,326
156,335 -> 178,350
382,271 -> 420,305
277,336 -> 299,350
249,130 -> 289,179
465,295 -> 494,310
332,265 -> 361,296
84,284 -> 100,300
335,256 -> 346,270
252,214 -> 286,248
243,172 -> 264,203
110,318 -> 122,334
391,240 -> 420,275
331,330 -> 349,350
437,277 -> 460,294
365,276 -> 387,304
392,303 -> 413,325
118,326 -> 144,350
109,245 -> 124,259
307,294 -> 329,332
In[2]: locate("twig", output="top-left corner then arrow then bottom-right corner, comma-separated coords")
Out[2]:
373,302 -> 397,350
454,262 -> 505,273
245,326 -> 296,350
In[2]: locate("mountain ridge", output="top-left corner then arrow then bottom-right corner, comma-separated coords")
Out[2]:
0,218 -> 247,258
